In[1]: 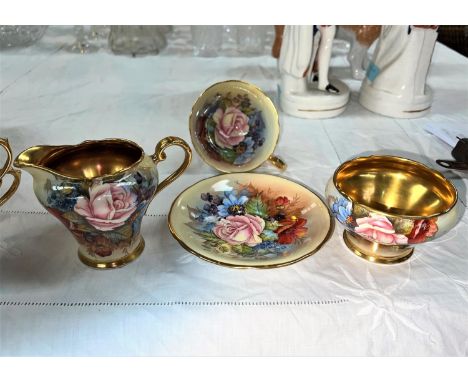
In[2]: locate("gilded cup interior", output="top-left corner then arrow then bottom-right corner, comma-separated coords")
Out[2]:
334,156 -> 457,218
26,140 -> 143,179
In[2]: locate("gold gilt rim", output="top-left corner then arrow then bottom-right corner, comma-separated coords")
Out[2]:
167,173 -> 334,269
14,138 -> 145,181
188,80 -> 280,174
332,155 -> 458,220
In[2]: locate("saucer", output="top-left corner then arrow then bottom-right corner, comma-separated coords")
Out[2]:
168,173 -> 333,268
189,80 -> 281,173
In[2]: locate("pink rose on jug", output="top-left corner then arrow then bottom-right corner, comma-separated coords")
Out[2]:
355,213 -> 408,245
213,213 -> 265,247
213,106 -> 250,148
74,183 -> 138,231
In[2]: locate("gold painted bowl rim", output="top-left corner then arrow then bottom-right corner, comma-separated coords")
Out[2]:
168,172 -> 334,269
332,155 -> 458,219
189,80 -> 280,173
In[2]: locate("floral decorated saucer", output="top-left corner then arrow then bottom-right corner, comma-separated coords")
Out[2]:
189,80 -> 286,173
168,173 -> 333,268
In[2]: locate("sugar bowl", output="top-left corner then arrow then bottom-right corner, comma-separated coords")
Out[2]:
326,155 -> 459,264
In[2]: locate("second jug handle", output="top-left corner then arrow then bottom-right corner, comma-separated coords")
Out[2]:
151,136 -> 192,198
0,138 -> 21,207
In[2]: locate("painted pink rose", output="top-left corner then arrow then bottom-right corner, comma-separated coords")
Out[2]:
355,213 -> 408,245
74,183 -> 138,231
213,106 -> 249,148
213,213 -> 265,247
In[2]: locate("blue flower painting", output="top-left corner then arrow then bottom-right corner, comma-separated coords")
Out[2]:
331,197 -> 353,225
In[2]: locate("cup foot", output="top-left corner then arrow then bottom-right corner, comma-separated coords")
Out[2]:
78,237 -> 145,269
343,231 -> 413,264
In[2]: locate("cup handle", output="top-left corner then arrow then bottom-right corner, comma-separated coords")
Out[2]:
0,138 -> 21,207
268,154 -> 287,171
151,136 -> 192,197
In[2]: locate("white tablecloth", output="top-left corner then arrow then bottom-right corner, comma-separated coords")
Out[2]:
1,26 -> 467,356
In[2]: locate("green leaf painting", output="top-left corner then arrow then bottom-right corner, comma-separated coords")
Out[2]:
260,230 -> 278,242
232,244 -> 254,256
245,196 -> 268,218
62,211 -> 87,225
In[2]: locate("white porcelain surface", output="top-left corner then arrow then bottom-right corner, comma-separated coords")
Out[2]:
280,77 -> 350,119
359,26 -> 438,118
278,25 -> 350,119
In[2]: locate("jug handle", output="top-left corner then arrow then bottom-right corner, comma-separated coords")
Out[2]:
0,138 -> 21,207
151,136 -> 192,198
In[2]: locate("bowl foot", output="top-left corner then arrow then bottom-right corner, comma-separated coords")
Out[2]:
343,231 -> 413,264
78,237 -> 145,269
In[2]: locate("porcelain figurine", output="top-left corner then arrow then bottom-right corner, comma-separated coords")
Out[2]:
278,25 -> 350,119
359,25 -> 439,118
336,25 -> 381,80
10,137 -> 192,269
273,25 -> 381,80
272,25 -> 285,58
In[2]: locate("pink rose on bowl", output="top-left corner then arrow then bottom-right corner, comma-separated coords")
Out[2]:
213,106 -> 250,148
74,183 -> 138,231
213,213 -> 265,247
355,213 -> 408,245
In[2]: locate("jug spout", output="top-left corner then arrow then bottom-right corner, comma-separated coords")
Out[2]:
14,145 -> 63,175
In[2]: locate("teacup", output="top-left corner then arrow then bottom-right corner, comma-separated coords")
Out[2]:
189,80 -> 286,173
325,155 -> 459,264
0,136 -> 191,269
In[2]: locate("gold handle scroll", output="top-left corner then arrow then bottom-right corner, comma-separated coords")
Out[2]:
0,138 -> 21,207
151,136 -> 192,198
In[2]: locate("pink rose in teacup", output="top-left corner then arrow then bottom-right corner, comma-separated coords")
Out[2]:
213,213 -> 265,247
213,106 -> 250,148
355,213 -> 408,245
74,183 -> 138,231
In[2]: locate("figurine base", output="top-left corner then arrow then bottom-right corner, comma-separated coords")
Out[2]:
359,82 -> 433,118
343,231 -> 414,264
280,79 -> 350,119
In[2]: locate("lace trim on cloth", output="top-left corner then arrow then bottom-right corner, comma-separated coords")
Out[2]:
0,210 -> 167,217
0,299 -> 349,307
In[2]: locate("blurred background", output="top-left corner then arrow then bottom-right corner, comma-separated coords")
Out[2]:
1,25 -> 466,57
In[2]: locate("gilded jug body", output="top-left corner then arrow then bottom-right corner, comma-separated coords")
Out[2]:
11,137 -> 191,269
